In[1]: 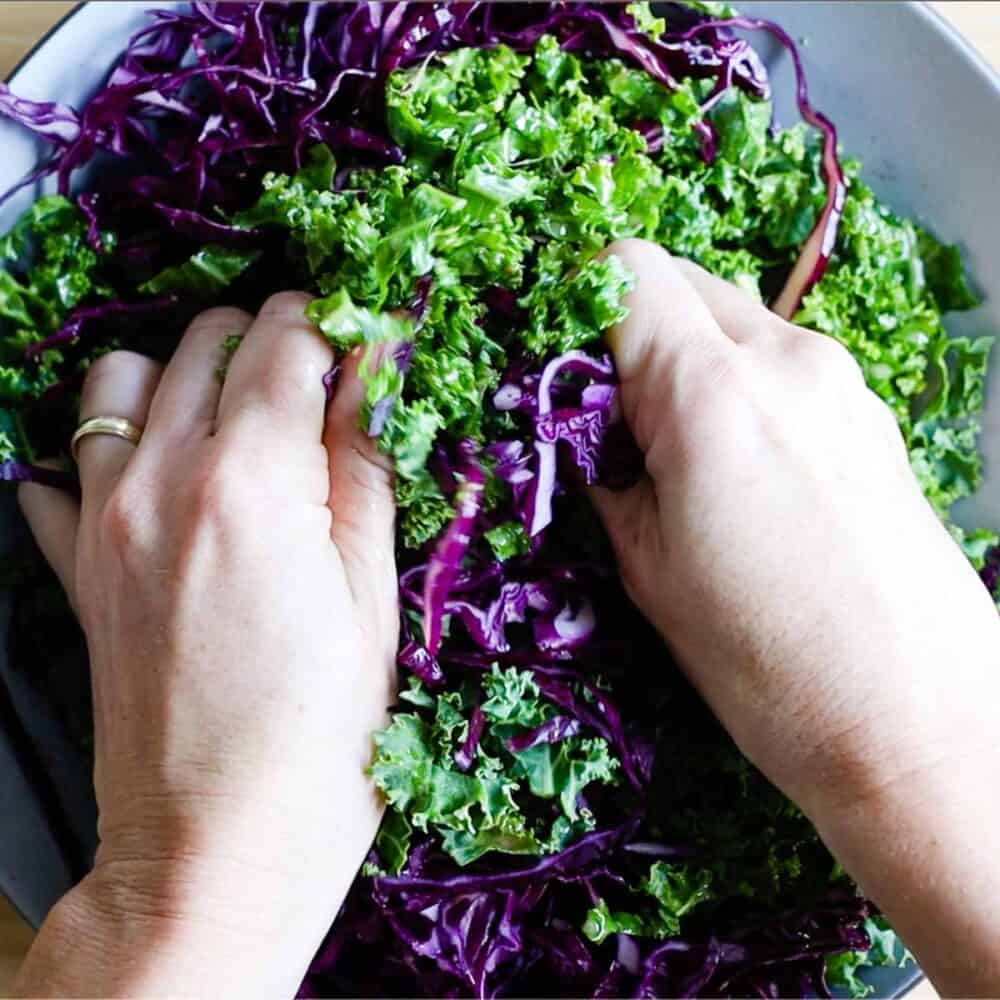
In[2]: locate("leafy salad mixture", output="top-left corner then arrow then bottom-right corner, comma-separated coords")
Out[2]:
0,2 -> 996,997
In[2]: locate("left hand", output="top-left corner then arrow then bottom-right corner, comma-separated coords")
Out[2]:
15,292 -> 397,997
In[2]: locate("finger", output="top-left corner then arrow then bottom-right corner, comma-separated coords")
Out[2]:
601,239 -> 733,379
216,291 -> 332,445
672,257 -> 787,346
17,461 -> 81,605
145,306 -> 254,447
588,477 -> 662,608
77,351 -> 162,511
599,239 -> 736,452
324,348 -> 396,620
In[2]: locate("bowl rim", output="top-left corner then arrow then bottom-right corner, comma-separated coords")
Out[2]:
4,2 -> 85,86
919,0 -> 1000,92
7,1 -> 1000,94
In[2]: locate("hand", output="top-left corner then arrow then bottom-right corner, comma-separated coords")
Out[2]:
15,293 -> 397,997
591,239 -> 1000,994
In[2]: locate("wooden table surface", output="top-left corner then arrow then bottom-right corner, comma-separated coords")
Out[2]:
0,2 -> 998,997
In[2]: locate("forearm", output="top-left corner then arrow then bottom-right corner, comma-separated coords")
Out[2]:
13,858 -> 330,999
810,742 -> 1000,996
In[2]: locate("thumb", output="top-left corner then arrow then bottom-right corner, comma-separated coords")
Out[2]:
588,475 -> 664,618
324,348 -> 397,619
598,239 -> 734,457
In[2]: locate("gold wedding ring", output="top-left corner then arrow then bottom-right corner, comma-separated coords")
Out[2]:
70,416 -> 144,463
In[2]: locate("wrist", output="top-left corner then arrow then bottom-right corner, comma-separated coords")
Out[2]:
16,851 -> 332,998
92,781 -> 367,940
789,671 -> 1000,829
803,736 -> 1000,995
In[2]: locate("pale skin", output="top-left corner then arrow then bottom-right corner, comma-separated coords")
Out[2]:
12,241 -> 1000,997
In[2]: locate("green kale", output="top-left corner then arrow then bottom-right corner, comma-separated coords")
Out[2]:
370,667 -> 620,867
215,333 -> 245,381
396,470 -> 453,549
375,807 -> 413,877
230,41 -> 966,563
139,245 -> 262,297
485,520 -> 530,561
3,27 -> 991,570
0,195 -> 113,404
917,229 -> 980,312
825,951 -> 873,999
825,916 -> 914,999
583,862 -> 716,943
522,253 -> 636,356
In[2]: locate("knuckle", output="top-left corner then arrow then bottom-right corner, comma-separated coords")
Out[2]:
259,337 -> 333,412
604,236 -> 662,262
866,390 -> 906,441
189,449 -> 246,523
257,290 -> 315,325
256,359 -> 319,413
603,237 -> 672,287
185,306 -> 253,346
236,296 -> 332,413
344,448 -> 394,513
639,349 -> 751,464
672,256 -> 710,286
793,331 -> 863,381
683,350 -> 752,418
100,477 -> 153,557
83,350 -> 157,397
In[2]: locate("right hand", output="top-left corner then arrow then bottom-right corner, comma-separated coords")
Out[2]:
592,239 -> 1000,811
591,240 -> 1000,994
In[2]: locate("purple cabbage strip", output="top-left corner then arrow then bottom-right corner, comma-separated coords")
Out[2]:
75,193 -> 103,251
409,273 -> 434,325
531,670 -> 644,793
0,156 -> 59,211
397,636 -> 446,689
321,362 -> 341,402
445,579 -> 557,654
980,545 -> 1000,595
522,350 -> 616,537
533,597 -> 598,653
0,85 -> 81,145
421,439 -> 486,654
142,203 -> 264,244
25,295 -> 178,358
504,715 -> 582,752
486,440 -> 536,522
631,118 -> 665,156
0,460 -> 77,492
670,16 -> 847,318
375,820 -> 639,896
454,705 -> 486,771
535,408 -> 612,486
364,339 -> 415,437
623,840 -> 691,859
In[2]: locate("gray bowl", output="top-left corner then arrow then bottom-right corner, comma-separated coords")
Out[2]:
1,2 -> 997,995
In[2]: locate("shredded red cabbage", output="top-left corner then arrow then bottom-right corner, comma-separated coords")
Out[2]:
669,16 -> 848,318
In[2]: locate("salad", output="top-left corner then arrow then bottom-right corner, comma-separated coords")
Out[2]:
0,3 -> 996,997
